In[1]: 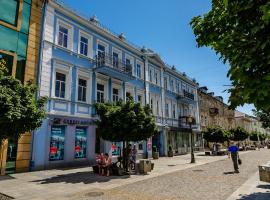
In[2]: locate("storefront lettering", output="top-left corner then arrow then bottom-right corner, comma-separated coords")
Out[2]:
50,118 -> 92,126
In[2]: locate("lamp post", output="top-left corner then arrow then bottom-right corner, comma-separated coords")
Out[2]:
187,115 -> 195,163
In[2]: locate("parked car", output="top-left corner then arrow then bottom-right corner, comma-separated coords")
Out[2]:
247,145 -> 256,150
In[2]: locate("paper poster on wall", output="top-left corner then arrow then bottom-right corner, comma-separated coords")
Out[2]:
75,127 -> 87,158
111,142 -> 121,156
49,126 -> 65,161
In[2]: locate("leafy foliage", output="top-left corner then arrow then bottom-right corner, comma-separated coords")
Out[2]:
229,127 -> 249,141
253,109 -> 270,128
95,97 -> 158,142
250,131 -> 267,141
203,126 -> 230,143
0,63 -> 47,141
190,0 -> 270,111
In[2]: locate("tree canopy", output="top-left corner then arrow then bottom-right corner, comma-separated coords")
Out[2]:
95,97 -> 158,143
190,0 -> 270,111
0,60 -> 47,141
250,131 -> 267,141
203,126 -> 230,143
229,127 -> 249,141
253,109 -> 270,129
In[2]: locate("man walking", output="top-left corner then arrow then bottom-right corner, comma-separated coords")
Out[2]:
228,142 -> 240,173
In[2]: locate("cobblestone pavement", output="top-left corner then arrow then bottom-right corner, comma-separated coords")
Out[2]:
73,149 -> 270,200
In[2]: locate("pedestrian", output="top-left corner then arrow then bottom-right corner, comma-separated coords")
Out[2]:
131,145 -> 137,170
228,141 -> 240,173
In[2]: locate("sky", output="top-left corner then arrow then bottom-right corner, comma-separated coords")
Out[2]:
62,0 -> 255,115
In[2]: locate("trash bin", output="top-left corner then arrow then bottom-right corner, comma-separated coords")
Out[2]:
259,165 -> 270,183
139,159 -> 151,174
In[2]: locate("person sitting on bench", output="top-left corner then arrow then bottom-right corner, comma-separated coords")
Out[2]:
96,153 -> 105,175
102,153 -> 112,176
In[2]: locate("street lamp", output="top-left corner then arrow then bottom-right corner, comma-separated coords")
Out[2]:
187,115 -> 195,163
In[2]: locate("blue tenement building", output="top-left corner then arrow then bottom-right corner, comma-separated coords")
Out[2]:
31,0 -> 202,170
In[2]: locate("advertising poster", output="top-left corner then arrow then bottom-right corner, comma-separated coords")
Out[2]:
49,126 -> 65,161
111,142 -> 121,156
75,127 -> 87,158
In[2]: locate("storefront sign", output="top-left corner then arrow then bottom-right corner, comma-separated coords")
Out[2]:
112,142 -> 121,156
49,126 -> 65,161
50,117 -> 93,126
74,127 -> 87,159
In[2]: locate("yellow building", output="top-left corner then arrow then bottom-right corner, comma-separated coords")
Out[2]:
0,0 -> 43,175
198,87 -> 235,132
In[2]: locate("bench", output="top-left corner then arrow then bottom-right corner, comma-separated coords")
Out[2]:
205,151 -> 211,156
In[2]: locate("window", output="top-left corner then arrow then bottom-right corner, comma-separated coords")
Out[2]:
49,126 -> 65,161
170,79 -> 174,91
75,127 -> 87,159
0,52 -> 14,76
149,69 -> 152,82
97,44 -> 105,57
155,72 -> 158,85
80,36 -> 88,56
157,100 -> 159,115
172,104 -> 176,119
0,0 -> 19,26
113,52 -> 119,68
164,77 -> 168,90
176,82 -> 180,93
97,83 -> 104,103
55,72 -> 66,98
150,98 -> 153,111
78,78 -> 87,102
126,58 -> 131,66
136,64 -> 141,78
58,26 -> 68,48
138,95 -> 142,103
113,88 -> 119,102
126,92 -> 131,101
165,103 -> 169,117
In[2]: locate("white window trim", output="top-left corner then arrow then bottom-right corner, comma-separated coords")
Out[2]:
56,19 -> 73,51
112,82 -> 122,102
51,61 -> 72,101
96,78 -> 108,102
112,47 -> 122,60
76,70 -> 91,104
125,54 -> 134,75
137,89 -> 145,106
136,60 -> 144,79
78,30 -> 93,59
96,39 -> 109,56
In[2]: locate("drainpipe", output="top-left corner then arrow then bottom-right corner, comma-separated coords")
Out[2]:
30,0 -> 48,171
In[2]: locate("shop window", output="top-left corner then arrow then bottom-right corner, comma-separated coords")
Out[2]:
75,127 -> 87,159
49,126 -> 65,161
78,78 -> 87,102
138,143 -> 143,150
0,0 -> 19,26
55,72 -> 66,98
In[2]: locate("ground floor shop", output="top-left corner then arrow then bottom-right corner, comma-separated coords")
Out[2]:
31,116 -> 96,171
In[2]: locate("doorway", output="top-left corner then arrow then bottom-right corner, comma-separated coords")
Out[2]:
5,139 -> 17,174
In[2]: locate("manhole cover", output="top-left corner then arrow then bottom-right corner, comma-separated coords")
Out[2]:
84,192 -> 104,197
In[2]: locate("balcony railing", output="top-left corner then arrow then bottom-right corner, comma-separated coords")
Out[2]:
183,90 -> 194,100
95,53 -> 133,75
154,116 -> 199,130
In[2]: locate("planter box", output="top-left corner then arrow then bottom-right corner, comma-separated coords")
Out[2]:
259,165 -> 270,183
168,150 -> 174,157
152,152 -> 159,159
139,159 -> 151,174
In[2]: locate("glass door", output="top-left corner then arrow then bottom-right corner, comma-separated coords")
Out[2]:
5,139 -> 17,174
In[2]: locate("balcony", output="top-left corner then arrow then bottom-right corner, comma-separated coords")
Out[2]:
95,53 -> 134,81
154,116 -> 199,130
183,90 -> 194,100
176,90 -> 196,104
209,108 -> 219,115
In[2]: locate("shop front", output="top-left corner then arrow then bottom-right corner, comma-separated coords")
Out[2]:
31,116 -> 96,171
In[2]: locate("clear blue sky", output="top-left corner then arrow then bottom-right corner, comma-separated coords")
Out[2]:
62,0 -> 255,115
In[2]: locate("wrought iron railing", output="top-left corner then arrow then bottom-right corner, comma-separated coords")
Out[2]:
183,90 -> 195,100
95,53 -> 133,75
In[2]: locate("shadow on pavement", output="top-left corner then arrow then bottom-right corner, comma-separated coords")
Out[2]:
257,184 -> 270,189
31,171 -> 129,184
223,171 -> 235,175
0,175 -> 14,182
238,192 -> 270,200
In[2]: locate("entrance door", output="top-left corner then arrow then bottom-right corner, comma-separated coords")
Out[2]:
5,139 -> 17,174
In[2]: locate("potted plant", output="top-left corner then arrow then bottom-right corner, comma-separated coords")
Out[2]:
168,145 -> 173,157
152,145 -> 159,159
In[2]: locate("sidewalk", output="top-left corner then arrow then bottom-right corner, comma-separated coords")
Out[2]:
226,162 -> 270,200
0,151 -> 250,200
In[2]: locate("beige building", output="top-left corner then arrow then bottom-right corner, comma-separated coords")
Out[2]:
198,87 -> 235,132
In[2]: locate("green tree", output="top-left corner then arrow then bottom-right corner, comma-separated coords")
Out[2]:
250,131 -> 260,141
203,126 -> 230,144
190,0 -> 270,111
229,127 -> 249,141
253,109 -> 270,129
95,97 -> 158,169
0,63 -> 47,142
